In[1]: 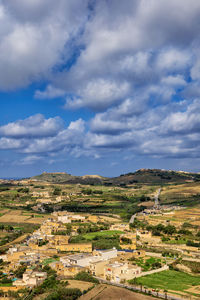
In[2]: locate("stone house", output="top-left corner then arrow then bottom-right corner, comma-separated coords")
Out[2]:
104,262 -> 141,283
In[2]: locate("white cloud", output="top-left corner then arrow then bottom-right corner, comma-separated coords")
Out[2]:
1,1 -> 200,168
65,79 -> 130,110
34,85 -> 66,99
0,114 -> 64,138
0,0 -> 88,90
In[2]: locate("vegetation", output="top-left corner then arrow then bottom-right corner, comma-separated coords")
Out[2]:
129,270 -> 200,292
129,257 -> 163,271
74,271 -> 99,283
44,287 -> 82,300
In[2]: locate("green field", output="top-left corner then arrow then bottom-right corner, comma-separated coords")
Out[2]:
131,270 -> 200,292
82,230 -> 124,240
42,257 -> 59,266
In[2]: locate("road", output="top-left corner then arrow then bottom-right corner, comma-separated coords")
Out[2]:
129,214 -> 136,224
154,188 -> 161,208
129,187 -> 162,224
96,277 -> 184,300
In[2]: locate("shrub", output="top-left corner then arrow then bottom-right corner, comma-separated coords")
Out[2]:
74,271 -> 99,283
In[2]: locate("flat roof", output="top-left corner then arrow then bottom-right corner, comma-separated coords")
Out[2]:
64,253 -> 93,260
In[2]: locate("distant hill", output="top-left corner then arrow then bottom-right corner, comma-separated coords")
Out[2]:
31,172 -> 105,185
108,169 -> 200,185
30,169 -> 200,185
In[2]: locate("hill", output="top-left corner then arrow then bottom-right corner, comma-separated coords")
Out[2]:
31,172 -> 104,185
108,169 -> 200,185
30,169 -> 200,186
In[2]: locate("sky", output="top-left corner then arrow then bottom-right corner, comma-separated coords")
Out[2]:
1,0 -> 200,178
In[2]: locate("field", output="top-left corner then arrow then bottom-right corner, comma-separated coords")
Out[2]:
79,284 -> 155,300
160,182 -> 200,206
133,270 -> 200,296
0,210 -> 48,224
67,280 -> 93,292
82,230 -> 124,240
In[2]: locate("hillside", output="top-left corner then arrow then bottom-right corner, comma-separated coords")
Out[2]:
108,169 -> 200,185
30,169 -> 200,186
31,172 -> 104,185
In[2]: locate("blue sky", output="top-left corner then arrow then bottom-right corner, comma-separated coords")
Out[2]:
1,0 -> 200,178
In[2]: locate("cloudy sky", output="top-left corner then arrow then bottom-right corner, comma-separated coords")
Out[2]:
1,0 -> 200,178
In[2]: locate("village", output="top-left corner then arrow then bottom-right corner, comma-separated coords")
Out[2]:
0,178 -> 199,299
0,210 -> 172,294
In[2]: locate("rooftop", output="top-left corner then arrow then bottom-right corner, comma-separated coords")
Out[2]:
66,253 -> 93,260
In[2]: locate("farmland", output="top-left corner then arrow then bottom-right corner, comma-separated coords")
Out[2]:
79,284 -> 156,300
0,170 -> 200,299
131,270 -> 200,297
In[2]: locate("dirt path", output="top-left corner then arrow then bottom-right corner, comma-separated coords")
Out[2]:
0,234 -> 28,250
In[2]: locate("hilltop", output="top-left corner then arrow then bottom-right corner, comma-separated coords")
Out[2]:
109,169 -> 200,185
30,169 -> 200,185
31,172 -> 105,185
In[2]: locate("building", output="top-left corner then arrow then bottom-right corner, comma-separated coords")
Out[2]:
87,215 -> 100,223
57,215 -> 71,223
13,270 -> 47,287
137,229 -> 152,239
60,253 -> 93,267
110,224 -> 130,231
104,262 -> 141,283
49,235 -> 70,247
50,261 -> 86,277
89,260 -> 108,277
120,233 -> 137,250
59,243 -> 92,253
93,248 -> 118,260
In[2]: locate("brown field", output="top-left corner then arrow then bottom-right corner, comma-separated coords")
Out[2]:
187,285 -> 200,295
174,207 -> 200,224
160,183 -> 200,204
138,206 -> 200,229
99,216 -> 121,223
79,284 -> 155,300
0,210 -> 48,224
0,213 -> 30,223
26,217 -> 48,224
138,201 -> 154,207
67,280 -> 93,292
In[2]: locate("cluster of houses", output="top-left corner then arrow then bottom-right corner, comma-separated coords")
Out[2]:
0,211 -> 145,289
49,248 -> 142,283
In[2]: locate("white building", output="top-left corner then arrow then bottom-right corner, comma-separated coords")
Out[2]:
60,253 -> 93,267
93,248 -> 118,260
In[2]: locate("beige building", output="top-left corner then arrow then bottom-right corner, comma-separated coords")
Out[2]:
110,224 -> 130,231
49,235 -> 70,247
120,233 -> 137,250
87,215 -> 100,223
13,270 -> 47,287
137,229 -> 152,239
58,243 -> 92,253
50,261 -> 85,277
104,262 -> 141,283
89,260 -> 108,277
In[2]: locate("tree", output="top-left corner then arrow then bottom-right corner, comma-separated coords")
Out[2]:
74,271 -> 99,283
14,265 -> 26,278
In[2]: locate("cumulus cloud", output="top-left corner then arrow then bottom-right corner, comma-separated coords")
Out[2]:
0,0 -> 88,90
34,85 -> 66,99
1,0 -> 200,169
0,115 -> 87,164
65,79 -> 130,110
0,114 -> 64,138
